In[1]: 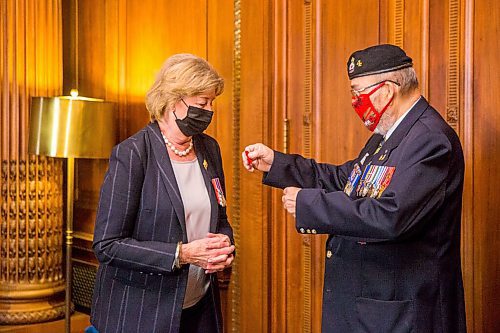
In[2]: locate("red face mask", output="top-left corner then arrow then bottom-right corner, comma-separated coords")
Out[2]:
351,81 -> 393,132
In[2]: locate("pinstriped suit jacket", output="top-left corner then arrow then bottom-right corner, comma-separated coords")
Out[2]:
90,122 -> 233,333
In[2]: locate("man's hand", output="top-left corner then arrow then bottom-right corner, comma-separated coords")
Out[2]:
282,187 -> 301,217
242,143 -> 275,173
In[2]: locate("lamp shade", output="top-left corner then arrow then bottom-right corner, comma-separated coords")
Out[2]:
28,96 -> 116,158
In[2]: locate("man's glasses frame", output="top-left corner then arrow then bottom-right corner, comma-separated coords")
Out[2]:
351,79 -> 400,97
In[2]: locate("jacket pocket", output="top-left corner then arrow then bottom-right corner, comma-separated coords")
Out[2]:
327,236 -> 344,257
113,268 -> 149,290
355,297 -> 414,333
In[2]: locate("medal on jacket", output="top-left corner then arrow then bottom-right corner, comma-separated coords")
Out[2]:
357,164 -> 395,198
211,178 -> 227,207
360,152 -> 369,165
344,163 -> 362,196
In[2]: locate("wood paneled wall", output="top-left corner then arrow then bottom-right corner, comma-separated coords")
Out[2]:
471,1 -> 500,331
0,0 -> 66,324
62,0 -> 239,326
239,0 -> 500,332
62,0 -> 499,332
64,0 -> 235,256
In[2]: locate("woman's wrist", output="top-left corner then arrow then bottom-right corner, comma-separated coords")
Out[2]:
173,241 -> 183,269
179,243 -> 189,265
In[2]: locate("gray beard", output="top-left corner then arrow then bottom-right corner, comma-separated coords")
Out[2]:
374,111 -> 396,136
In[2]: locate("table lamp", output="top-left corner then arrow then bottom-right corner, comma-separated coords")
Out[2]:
28,90 -> 116,332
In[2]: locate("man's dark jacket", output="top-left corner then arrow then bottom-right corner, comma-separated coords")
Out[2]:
264,97 -> 466,332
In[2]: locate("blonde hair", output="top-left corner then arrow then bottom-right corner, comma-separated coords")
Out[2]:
145,54 -> 224,122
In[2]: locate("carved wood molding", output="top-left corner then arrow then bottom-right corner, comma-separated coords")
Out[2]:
1,157 -> 64,283
302,1 -> 313,332
394,0 -> 405,47
230,0 -> 242,331
0,158 -> 66,324
0,303 -> 68,325
446,0 -> 460,132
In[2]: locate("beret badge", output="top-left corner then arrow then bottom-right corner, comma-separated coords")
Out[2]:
349,57 -> 355,74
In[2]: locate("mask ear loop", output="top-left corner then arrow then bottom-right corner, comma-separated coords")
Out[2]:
160,105 -> 177,121
174,98 -> 190,120
172,107 -> 179,120
365,82 -> 392,120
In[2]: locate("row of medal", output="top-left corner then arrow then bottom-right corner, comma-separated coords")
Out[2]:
344,162 -> 395,199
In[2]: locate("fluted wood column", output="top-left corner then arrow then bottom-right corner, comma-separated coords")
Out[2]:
0,0 -> 65,324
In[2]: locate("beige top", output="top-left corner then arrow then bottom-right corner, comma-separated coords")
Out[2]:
171,158 -> 211,308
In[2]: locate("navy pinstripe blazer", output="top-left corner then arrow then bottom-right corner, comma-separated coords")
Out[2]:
264,97 -> 466,332
90,122 -> 232,333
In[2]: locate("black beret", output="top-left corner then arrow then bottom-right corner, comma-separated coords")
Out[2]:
347,44 -> 413,80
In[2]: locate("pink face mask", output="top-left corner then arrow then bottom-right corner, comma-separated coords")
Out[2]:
351,81 -> 393,132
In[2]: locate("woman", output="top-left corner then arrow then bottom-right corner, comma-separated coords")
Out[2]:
90,54 -> 234,333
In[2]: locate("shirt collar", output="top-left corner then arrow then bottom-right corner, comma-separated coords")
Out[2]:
384,96 -> 422,141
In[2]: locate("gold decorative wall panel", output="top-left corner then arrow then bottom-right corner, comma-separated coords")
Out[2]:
446,0 -> 460,132
0,0 -> 65,324
394,0 -> 405,47
230,0 -> 242,331
302,1 -> 313,332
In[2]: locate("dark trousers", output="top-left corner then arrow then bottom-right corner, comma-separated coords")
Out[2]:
179,291 -> 219,333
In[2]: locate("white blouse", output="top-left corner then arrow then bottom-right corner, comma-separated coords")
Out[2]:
171,158 -> 211,308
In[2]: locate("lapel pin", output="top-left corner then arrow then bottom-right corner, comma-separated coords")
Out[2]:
379,150 -> 388,161
203,159 -> 208,170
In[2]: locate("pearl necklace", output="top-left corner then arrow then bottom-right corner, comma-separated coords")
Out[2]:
161,133 -> 193,157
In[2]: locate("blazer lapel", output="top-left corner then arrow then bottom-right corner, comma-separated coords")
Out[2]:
193,136 -> 219,233
146,123 -> 187,237
381,96 -> 429,152
368,96 -> 429,165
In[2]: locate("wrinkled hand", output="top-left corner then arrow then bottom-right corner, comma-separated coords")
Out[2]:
205,233 -> 234,274
282,187 -> 301,217
242,143 -> 274,173
180,233 -> 234,274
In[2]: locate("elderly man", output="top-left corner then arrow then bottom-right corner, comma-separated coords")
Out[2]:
243,44 -> 466,332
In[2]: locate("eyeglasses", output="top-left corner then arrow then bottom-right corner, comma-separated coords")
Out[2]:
350,80 -> 400,98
